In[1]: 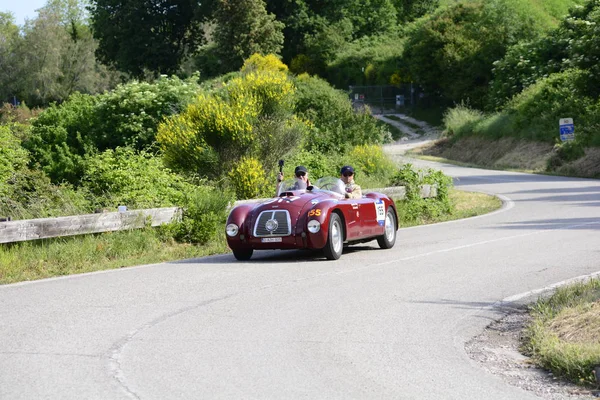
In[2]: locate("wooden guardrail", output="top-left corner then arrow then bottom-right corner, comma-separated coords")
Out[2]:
0,185 -> 436,244
0,207 -> 180,244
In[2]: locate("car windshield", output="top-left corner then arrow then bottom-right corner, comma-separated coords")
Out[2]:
277,176 -> 345,198
312,177 -> 345,196
277,178 -> 308,196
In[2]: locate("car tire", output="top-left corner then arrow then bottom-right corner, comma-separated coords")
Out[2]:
377,207 -> 397,249
323,213 -> 344,260
233,248 -> 253,261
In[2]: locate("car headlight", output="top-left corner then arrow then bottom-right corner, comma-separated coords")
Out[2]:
226,223 -> 239,237
307,220 -> 321,233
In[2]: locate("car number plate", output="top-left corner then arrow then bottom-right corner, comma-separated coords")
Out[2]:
261,237 -> 282,243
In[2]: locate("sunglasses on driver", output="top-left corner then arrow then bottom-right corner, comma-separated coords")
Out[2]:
343,172 -> 354,177
296,172 -> 306,178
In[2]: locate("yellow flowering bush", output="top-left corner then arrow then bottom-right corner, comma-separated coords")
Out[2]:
348,144 -> 396,177
228,156 -> 270,199
158,66 -> 300,178
157,93 -> 258,175
226,70 -> 295,116
241,53 -> 288,74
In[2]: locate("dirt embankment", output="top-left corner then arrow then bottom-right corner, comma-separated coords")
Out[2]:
417,136 -> 600,179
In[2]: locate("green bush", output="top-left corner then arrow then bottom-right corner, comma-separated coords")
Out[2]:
168,187 -> 234,244
546,140 -> 586,170
283,150 -> 341,180
93,75 -> 201,150
0,168 -> 91,220
0,124 -> 28,194
25,93 -> 98,184
506,69 -> 597,143
443,105 -> 485,138
80,147 -> 196,209
391,163 -> 453,222
24,76 -> 201,185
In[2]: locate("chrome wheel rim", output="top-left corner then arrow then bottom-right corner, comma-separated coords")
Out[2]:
385,212 -> 395,242
331,220 -> 343,254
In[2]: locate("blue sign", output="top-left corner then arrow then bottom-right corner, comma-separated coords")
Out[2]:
559,118 -> 575,141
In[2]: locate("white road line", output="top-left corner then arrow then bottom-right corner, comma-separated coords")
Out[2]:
375,219 -> 600,266
502,270 -> 600,303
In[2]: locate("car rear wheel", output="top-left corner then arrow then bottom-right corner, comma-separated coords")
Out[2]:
233,248 -> 253,261
377,207 -> 397,249
323,213 -> 344,260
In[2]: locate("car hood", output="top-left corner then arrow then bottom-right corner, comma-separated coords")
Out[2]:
251,191 -> 333,215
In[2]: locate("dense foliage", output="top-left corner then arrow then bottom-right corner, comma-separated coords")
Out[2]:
24,76 -> 201,184
213,0 -> 285,72
293,74 -> 390,153
402,0 -> 544,109
489,0 -> 600,109
90,0 -> 211,76
444,0 -> 600,155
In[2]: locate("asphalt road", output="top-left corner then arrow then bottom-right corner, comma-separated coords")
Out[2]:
2,160 -> 600,400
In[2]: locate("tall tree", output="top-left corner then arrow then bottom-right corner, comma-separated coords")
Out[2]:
16,0 -> 117,106
0,12 -> 21,103
90,0 -> 212,76
343,0 -> 398,38
213,0 -> 285,72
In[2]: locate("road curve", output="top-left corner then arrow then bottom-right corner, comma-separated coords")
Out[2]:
1,161 -> 600,400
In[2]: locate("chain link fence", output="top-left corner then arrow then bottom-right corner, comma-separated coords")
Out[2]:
348,84 -> 425,114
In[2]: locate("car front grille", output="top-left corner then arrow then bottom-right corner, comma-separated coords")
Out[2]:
253,210 -> 291,237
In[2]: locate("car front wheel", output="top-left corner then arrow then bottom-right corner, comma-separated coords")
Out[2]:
377,207 -> 397,249
323,213 -> 344,260
233,248 -> 253,261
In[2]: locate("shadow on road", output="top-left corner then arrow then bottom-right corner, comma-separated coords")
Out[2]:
410,298 -> 523,315
171,245 -> 379,264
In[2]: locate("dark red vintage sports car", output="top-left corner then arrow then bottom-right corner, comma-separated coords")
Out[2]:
226,177 -> 398,260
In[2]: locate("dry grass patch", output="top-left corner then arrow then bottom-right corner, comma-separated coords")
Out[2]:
419,136 -> 553,172
549,301 -> 600,345
524,279 -> 600,386
450,190 -> 503,218
556,147 -> 600,178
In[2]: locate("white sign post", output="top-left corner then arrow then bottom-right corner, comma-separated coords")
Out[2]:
559,118 -> 575,141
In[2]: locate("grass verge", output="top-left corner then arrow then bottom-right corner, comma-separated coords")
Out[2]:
0,188 -> 502,285
522,278 -> 600,387
0,229 -> 229,285
395,188 -> 502,227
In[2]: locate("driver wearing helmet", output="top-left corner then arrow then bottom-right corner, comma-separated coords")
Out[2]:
340,165 -> 362,199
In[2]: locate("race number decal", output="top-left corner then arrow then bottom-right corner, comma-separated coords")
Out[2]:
375,200 -> 386,226
308,209 -> 322,217
264,196 -> 300,205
